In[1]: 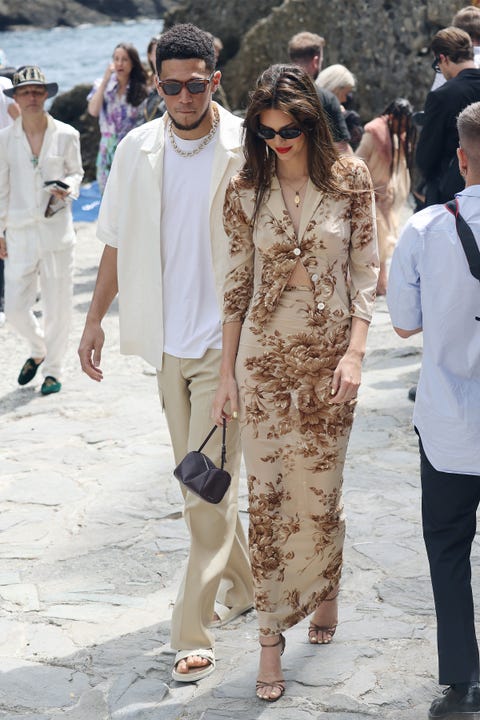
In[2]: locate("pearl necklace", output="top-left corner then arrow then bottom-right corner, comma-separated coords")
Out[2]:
278,175 -> 309,207
168,107 -> 219,158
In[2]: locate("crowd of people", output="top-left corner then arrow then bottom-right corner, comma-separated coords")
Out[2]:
1,7 -> 480,720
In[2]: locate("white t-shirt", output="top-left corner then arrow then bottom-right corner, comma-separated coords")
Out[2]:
161,123 -> 222,358
0,76 -> 15,129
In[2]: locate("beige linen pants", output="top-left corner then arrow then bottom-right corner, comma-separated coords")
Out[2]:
157,349 -> 253,651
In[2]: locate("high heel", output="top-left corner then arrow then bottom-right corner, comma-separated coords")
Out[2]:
256,634 -> 286,702
308,592 -> 338,645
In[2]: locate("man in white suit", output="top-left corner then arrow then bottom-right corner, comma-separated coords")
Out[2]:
78,23 -> 253,682
0,65 -> 83,394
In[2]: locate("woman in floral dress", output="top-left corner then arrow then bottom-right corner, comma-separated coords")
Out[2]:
88,43 -> 147,192
213,64 -> 378,702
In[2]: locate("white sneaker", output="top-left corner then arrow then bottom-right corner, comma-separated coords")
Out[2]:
0,311 -> 5,328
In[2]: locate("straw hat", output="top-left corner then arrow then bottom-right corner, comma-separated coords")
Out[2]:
4,65 -> 58,98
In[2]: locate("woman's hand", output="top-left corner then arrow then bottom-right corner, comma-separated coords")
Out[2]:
212,375 -> 239,426
103,62 -> 114,83
330,349 -> 363,404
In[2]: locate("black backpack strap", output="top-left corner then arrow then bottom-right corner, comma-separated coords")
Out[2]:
445,198 -> 480,281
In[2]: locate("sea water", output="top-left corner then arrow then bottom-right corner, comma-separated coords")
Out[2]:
0,18 -> 164,95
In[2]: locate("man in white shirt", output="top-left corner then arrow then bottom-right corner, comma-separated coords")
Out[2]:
78,24 -> 253,682
0,66 -> 83,394
0,70 -> 20,328
387,102 -> 480,720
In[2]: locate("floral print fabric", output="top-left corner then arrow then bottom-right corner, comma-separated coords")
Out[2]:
88,75 -> 146,192
223,156 -> 378,634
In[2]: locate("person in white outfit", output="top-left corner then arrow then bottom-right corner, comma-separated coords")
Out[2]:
0,67 -> 20,328
0,66 -> 83,394
78,24 -> 253,682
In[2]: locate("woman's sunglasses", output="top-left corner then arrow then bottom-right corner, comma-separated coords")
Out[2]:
256,124 -> 303,140
157,72 -> 214,96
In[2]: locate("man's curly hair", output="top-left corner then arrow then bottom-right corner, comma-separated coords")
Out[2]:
156,23 -> 215,74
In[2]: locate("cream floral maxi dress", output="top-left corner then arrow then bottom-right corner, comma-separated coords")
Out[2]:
222,157 -> 378,635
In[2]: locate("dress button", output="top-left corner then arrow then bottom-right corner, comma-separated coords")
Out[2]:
311,273 -> 319,282
317,302 -> 325,310
293,247 -> 301,256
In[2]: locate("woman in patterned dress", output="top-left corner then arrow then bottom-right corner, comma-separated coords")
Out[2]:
213,64 -> 378,701
88,43 -> 147,192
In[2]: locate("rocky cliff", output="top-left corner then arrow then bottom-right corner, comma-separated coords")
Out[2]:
166,0 -> 477,118
0,0 -> 176,31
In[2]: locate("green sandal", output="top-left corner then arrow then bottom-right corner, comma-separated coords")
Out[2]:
41,376 -> 62,395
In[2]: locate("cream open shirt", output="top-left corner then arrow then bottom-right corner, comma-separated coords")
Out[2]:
97,103 -> 243,370
0,114 -> 83,248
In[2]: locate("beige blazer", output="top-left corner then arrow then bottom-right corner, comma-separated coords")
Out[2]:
223,156 -> 379,329
97,103 -> 244,370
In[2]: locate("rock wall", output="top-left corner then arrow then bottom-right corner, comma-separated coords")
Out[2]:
0,0 -> 175,31
50,86 -> 100,182
166,0 -> 478,119
164,0 -> 284,60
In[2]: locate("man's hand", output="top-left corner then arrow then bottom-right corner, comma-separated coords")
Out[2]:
78,320 -> 106,382
0,236 -> 7,260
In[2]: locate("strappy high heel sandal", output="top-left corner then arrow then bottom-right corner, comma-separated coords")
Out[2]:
256,634 -> 286,702
308,592 -> 339,645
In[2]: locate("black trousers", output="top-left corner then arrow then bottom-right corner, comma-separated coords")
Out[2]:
0,258 -> 4,312
420,436 -> 480,685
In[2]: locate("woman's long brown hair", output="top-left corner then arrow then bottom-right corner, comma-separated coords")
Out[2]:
240,64 -> 339,226
114,43 -> 147,107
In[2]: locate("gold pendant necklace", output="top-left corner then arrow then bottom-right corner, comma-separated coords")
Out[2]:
278,175 -> 308,208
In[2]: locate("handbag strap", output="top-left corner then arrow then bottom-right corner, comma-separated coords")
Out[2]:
197,418 -> 228,469
445,198 -> 480,281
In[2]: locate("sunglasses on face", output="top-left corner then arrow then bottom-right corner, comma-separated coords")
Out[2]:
432,57 -> 442,73
256,124 -> 303,141
157,72 -> 214,96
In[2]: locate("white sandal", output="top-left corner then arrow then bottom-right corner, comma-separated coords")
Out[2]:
171,647 -> 215,682
210,601 -> 253,628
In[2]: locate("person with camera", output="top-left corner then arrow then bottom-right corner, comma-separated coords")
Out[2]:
78,24 -> 253,682
0,65 -> 83,394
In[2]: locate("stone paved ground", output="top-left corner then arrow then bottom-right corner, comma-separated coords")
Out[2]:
0,220 -> 470,720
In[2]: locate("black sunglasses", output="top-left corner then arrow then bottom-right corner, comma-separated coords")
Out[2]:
257,124 -> 303,140
157,72 -> 214,96
431,56 -> 442,73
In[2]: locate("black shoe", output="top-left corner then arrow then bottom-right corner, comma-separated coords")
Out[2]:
429,683 -> 480,718
18,357 -> 44,386
408,385 -> 417,402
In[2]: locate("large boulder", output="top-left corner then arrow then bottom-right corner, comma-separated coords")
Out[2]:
50,85 -> 100,182
0,0 -> 174,30
164,0 -> 284,61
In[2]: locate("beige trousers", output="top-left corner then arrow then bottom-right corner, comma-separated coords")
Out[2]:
157,349 -> 253,651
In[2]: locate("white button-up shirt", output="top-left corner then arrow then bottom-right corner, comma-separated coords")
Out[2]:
387,185 -> 480,475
